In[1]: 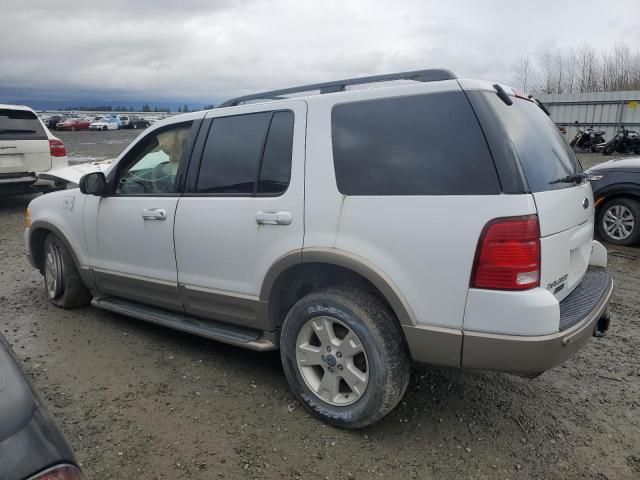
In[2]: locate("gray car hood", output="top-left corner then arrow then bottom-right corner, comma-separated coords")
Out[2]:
587,156 -> 640,173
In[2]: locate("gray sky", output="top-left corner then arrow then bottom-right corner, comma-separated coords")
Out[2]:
1,0 -> 638,104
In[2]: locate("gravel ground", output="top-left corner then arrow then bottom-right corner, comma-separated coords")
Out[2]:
1,134 -> 639,479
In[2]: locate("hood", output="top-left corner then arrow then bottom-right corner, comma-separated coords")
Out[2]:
38,159 -> 114,186
587,156 -> 640,173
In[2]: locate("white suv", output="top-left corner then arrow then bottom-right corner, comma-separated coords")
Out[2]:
25,70 -> 613,428
1,104 -> 68,194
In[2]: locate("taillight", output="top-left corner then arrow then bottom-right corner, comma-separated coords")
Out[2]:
49,139 -> 67,157
471,215 -> 541,290
29,464 -> 85,480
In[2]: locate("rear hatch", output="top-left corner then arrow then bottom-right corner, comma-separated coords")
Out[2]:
477,90 -> 593,301
0,108 -> 51,176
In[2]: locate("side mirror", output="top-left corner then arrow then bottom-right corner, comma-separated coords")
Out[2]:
79,172 -> 107,196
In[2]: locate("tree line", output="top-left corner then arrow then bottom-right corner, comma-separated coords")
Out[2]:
63,103 -> 217,113
511,43 -> 640,94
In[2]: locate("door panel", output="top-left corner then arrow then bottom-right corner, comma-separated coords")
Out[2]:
174,101 -> 307,330
85,120 -> 200,310
89,196 -> 181,310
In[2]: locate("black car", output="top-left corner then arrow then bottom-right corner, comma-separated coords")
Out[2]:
587,157 -> 640,246
42,115 -> 68,130
129,116 -> 151,129
0,334 -> 85,480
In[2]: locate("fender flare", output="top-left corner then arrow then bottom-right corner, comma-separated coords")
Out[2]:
594,183 -> 640,205
260,247 -> 417,326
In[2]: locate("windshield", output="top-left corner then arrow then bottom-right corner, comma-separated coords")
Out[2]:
482,92 -> 582,192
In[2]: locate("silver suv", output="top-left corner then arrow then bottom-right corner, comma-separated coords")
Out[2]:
25,70 -> 613,428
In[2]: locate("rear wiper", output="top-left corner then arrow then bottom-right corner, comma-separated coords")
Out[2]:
0,128 -> 36,134
549,173 -> 586,185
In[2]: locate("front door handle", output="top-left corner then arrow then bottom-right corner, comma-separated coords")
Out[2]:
142,208 -> 167,221
256,211 -> 292,225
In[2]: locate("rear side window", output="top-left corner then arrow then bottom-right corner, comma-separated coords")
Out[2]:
331,92 -> 500,195
196,111 -> 293,195
0,109 -> 47,140
480,93 -> 581,192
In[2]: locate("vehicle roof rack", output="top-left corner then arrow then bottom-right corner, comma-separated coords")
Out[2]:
218,68 -> 457,108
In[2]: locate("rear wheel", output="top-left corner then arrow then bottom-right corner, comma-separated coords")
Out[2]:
43,234 -> 91,308
102,125 -> 107,131
597,197 -> 640,246
280,287 -> 410,429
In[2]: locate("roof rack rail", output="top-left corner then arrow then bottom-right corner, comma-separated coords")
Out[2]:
218,68 -> 457,108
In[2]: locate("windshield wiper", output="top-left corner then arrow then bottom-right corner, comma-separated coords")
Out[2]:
549,173 -> 586,185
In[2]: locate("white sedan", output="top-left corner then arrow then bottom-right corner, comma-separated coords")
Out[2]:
89,117 -> 119,131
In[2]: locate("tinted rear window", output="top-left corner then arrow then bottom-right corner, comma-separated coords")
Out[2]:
481,93 -> 581,192
0,109 -> 47,140
195,110 -> 294,195
331,91 -> 500,195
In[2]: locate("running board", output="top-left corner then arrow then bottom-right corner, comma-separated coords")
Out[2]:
91,297 -> 278,351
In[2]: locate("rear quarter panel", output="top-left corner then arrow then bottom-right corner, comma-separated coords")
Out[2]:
304,84 -> 537,330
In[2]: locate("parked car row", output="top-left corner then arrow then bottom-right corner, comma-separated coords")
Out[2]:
41,114 -> 151,131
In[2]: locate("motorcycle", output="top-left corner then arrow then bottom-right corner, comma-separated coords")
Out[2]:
569,123 -> 607,152
602,126 -> 640,155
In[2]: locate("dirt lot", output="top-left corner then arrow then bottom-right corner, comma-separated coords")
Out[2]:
1,134 -> 639,479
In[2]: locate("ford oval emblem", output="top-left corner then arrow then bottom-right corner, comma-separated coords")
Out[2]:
582,198 -> 589,209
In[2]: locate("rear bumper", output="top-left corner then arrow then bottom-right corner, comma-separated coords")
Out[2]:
0,175 -> 62,195
461,267 -> 613,375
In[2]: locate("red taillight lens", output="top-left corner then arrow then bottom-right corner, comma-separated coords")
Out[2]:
49,139 -> 67,157
30,464 -> 85,480
471,215 -> 541,290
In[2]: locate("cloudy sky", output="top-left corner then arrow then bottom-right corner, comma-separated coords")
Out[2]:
1,0 -> 638,107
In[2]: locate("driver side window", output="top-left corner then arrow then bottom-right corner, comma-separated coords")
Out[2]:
117,122 -> 192,194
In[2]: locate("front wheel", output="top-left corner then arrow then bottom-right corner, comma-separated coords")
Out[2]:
43,234 -> 91,308
602,141 -> 615,155
280,287 -> 410,429
597,198 -> 640,246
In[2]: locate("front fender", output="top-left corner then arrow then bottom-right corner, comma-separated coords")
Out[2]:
27,190 -> 89,270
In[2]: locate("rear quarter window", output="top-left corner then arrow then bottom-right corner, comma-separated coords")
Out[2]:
0,109 -> 47,140
331,91 -> 501,196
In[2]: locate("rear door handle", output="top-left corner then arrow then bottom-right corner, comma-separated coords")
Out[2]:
142,208 -> 167,221
256,211 -> 292,225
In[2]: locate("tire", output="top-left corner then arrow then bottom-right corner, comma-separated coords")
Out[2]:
43,234 -> 91,308
103,126 -> 107,131
596,197 -> 640,246
602,141 -> 615,155
133,123 -> 138,129
280,287 -> 410,429
590,145 -> 597,153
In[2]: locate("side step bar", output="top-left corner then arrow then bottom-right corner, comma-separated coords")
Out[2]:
91,297 -> 278,352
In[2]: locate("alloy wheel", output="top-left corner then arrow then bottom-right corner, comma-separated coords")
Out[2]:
295,316 -> 369,406
44,243 -> 63,299
603,204 -> 635,240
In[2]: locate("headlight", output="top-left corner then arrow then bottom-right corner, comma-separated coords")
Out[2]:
587,174 -> 604,181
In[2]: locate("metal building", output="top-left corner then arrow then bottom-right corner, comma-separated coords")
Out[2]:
535,91 -> 640,140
